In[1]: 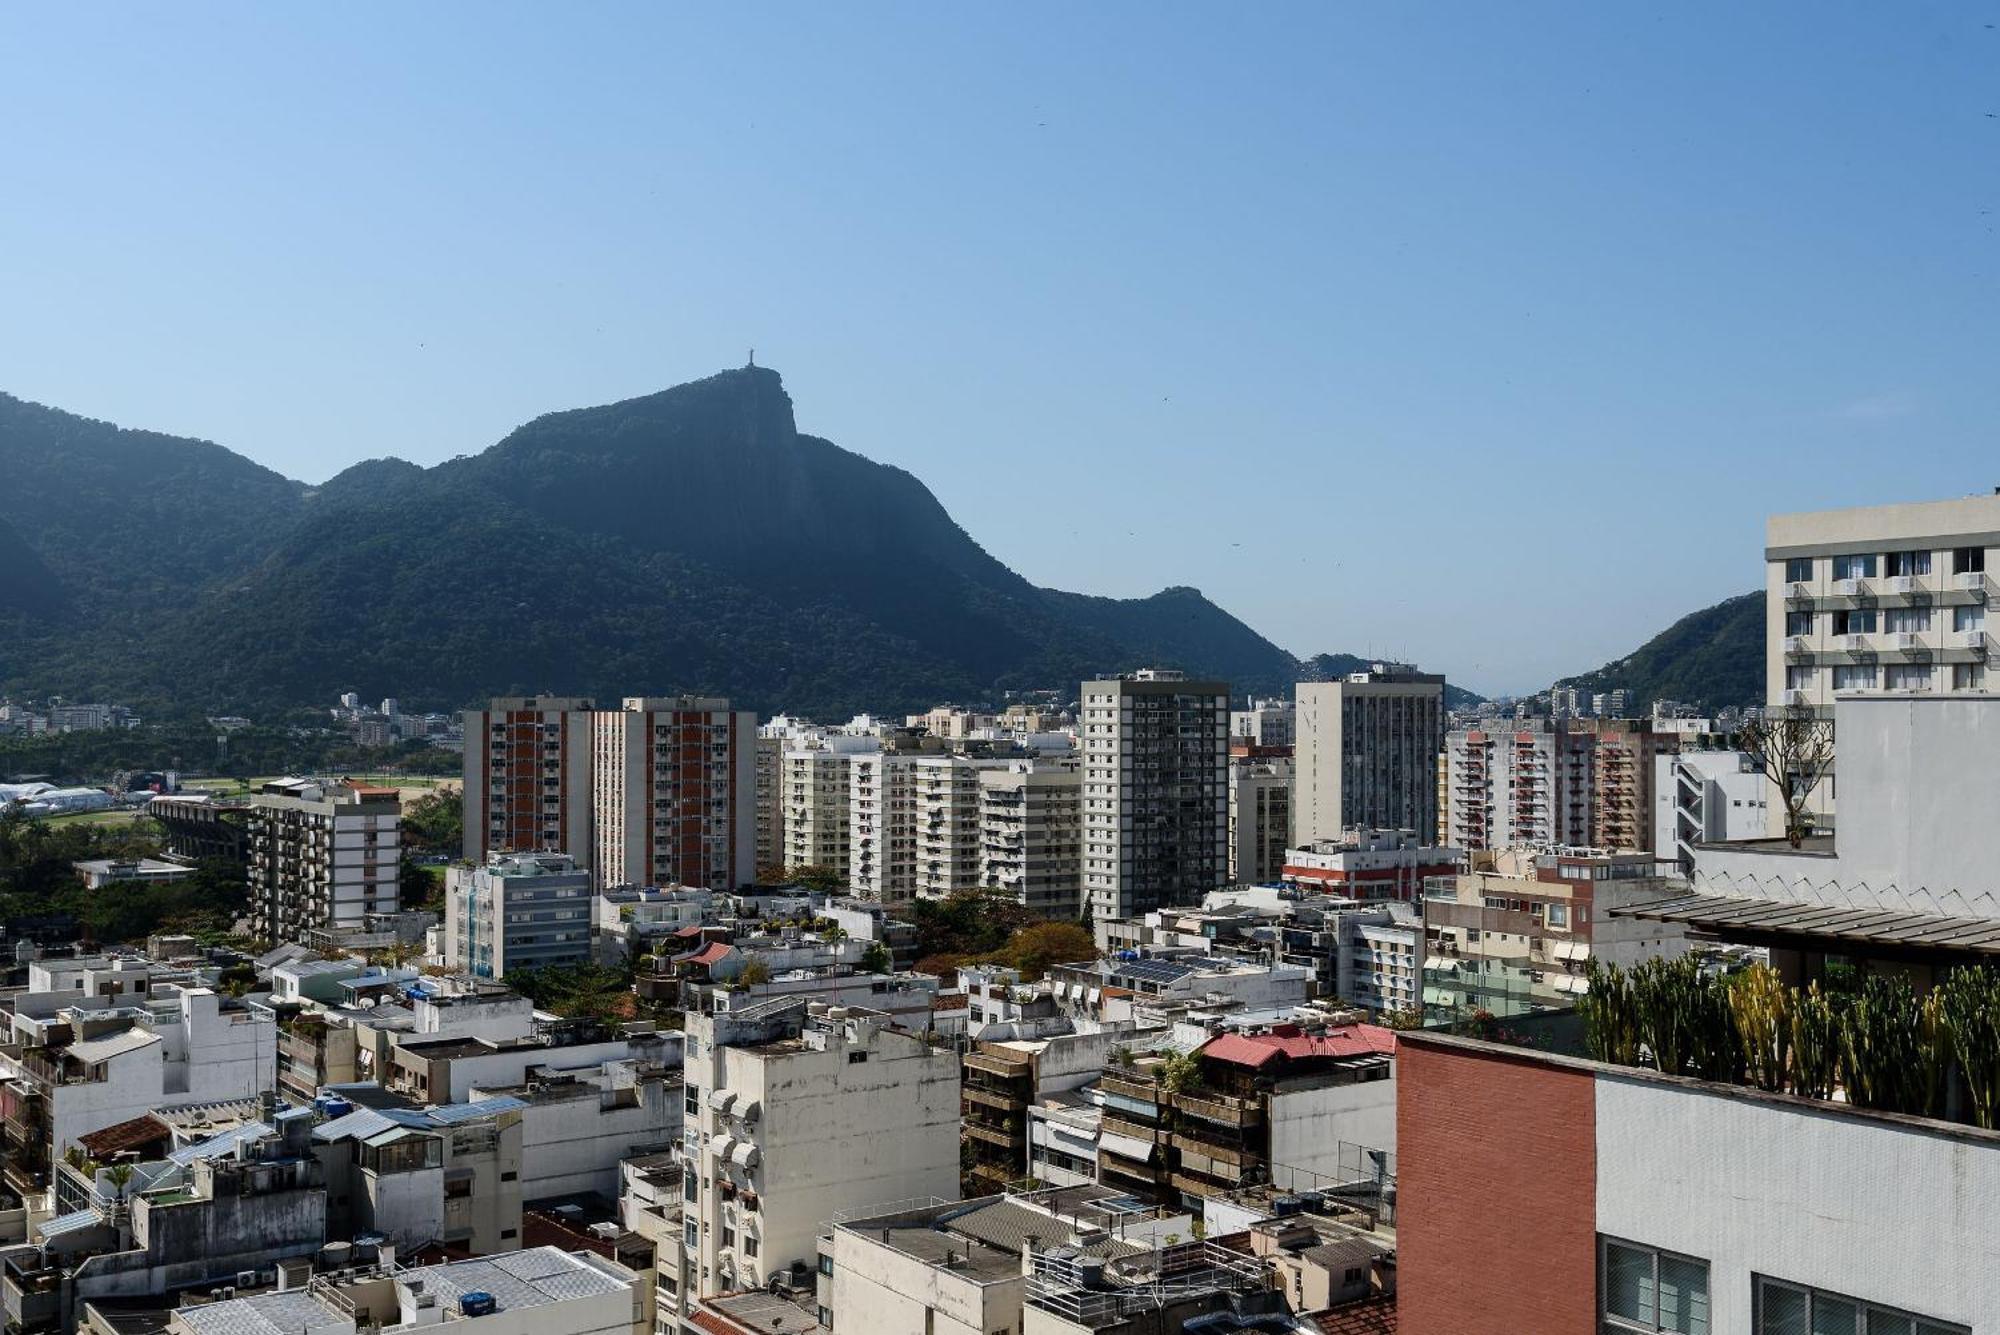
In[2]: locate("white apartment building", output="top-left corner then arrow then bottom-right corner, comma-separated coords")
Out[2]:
1767,493 -> 2000,712
1227,756 -> 1291,885
1228,697 -> 1295,749
469,1060 -> 682,1203
1441,720 -> 1594,851
590,697 -> 757,893
1080,670 -> 1230,920
753,735 -> 786,877
782,742 -> 873,882
978,759 -> 1083,918
166,1247 -> 642,1335
1652,750 -> 1769,872
442,852 -> 594,979
912,755 -> 1003,899
244,778 -> 402,945
462,696 -> 598,864
1294,665 -> 1444,846
848,752 -> 917,904
680,999 -> 960,1300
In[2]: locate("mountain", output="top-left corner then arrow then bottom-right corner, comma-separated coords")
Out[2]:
1551,591 -> 1764,711
1298,652 -> 1485,711
0,367 -> 1358,716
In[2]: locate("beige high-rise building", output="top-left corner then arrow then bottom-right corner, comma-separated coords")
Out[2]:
754,735 -> 786,877
590,697 -> 757,892
849,751 -> 917,904
782,745 -> 863,882
1294,665 -> 1445,846
1227,756 -> 1292,885
1081,669 -> 1230,920
1768,494 -> 1999,711
911,754 -> 1002,899
461,696 -> 596,863
978,758 -> 1083,917
1442,718 -> 1676,853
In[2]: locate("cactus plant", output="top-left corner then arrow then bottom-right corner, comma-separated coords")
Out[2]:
1730,964 -> 1793,1093
1937,965 -> 2000,1130
1789,982 -> 1842,1100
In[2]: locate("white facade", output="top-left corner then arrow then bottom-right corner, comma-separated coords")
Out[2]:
244,779 -> 402,944
848,752 -> 916,904
1594,1069 -> 1996,1333
443,852 -> 593,979
1226,757 -> 1291,886
1228,698 -> 1295,749
470,1064 -> 682,1202
782,746 -> 865,882
911,755 -> 1002,899
682,1002 -> 960,1297
1652,750 -> 1769,870
978,759 -> 1083,917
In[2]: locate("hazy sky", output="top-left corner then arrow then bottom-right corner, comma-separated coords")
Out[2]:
3,5 -> 1995,695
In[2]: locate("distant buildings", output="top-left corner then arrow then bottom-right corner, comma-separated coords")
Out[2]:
1081,670 -> 1230,919
1440,717 -> 1679,853
244,778 -> 402,944
1294,664 -> 1445,846
1229,696 -> 1296,749
1652,749 -> 1769,871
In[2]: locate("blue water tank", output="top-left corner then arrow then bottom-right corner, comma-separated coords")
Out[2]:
317,1096 -> 352,1121
460,1292 -> 497,1317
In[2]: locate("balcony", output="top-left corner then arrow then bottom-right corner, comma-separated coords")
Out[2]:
964,1121 -> 1024,1149
1784,636 -> 1813,659
1100,1114 -> 1162,1144
1169,1089 -> 1263,1127
962,1086 -> 1020,1112
1099,1072 -> 1160,1104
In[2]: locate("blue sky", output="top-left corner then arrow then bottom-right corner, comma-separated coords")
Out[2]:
2,4 -> 1995,695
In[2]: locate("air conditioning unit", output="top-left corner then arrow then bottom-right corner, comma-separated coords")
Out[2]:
1894,632 -> 1924,651
1784,636 -> 1811,655
1957,570 -> 1986,591
1836,578 -> 1863,596
1887,575 -> 1919,595
1783,690 -> 1811,707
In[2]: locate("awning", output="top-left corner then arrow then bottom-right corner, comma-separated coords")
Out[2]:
1615,893 -> 2000,956
1552,940 -> 1581,961
1099,1131 -> 1154,1161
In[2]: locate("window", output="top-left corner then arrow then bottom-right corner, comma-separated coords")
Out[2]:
847,1051 -> 869,1064
500,1228 -> 517,1240
819,1255 -> 835,1277
743,1235 -> 758,1258
1785,611 -> 1814,636
1784,557 -> 1813,583
1547,904 -> 1570,930
1785,666 -> 1814,691
1954,663 -> 1986,690
1883,606 -> 1930,633
720,1225 -> 735,1248
1601,1238 -> 1708,1334
1832,553 -> 1877,580
1953,546 -> 1985,575
1884,664 -> 1933,691
1754,1276 -> 1966,1335
500,1170 -> 518,1182
1953,604 -> 1985,632
1832,665 -> 1877,691
1885,549 -> 1931,577
1832,609 -> 1877,635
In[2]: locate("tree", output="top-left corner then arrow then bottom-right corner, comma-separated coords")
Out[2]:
738,958 -> 773,987
1736,704 -> 1836,848
784,864 -> 844,894
859,942 -> 892,974
998,921 -> 1096,982
401,788 -> 463,857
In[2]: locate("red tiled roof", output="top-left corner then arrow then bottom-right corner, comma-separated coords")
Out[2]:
673,925 -> 706,938
688,1313 -> 740,1335
1198,1024 -> 1398,1069
676,942 -> 734,966
1311,1295 -> 1398,1334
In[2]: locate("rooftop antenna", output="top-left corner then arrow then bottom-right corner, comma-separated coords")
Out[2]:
747,348 -> 756,368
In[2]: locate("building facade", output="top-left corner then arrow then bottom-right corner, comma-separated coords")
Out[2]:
1226,757 -> 1291,886
442,852 -> 594,979
590,697 -> 757,892
1294,665 -> 1445,846
977,760 -> 1083,918
244,779 -> 401,944
1080,670 -> 1230,920
848,752 -> 917,904
462,696 -> 597,864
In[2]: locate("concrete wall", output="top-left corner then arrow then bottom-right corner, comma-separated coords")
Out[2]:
829,1229 -> 1019,1335
503,1081 -> 680,1203
1595,1071 -> 2000,1331
1267,1071 -> 1398,1168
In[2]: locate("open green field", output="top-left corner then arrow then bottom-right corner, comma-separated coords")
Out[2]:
41,808 -> 153,828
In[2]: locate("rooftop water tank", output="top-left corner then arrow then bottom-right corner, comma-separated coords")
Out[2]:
460,1292 -> 497,1317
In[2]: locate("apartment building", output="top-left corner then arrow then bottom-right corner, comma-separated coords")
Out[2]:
442,851 -> 593,979
977,759 -> 1083,917
912,754 -> 1002,898
1421,848 -> 1692,1024
1226,757 -> 1291,886
469,1060 -> 682,1202
1229,697 -> 1296,749
1397,1028 -> 1988,1335
590,697 -> 757,893
462,696 -> 597,864
679,998 -> 960,1301
959,1023 -> 1165,1190
848,752 -> 916,904
1441,718 -> 1677,853
781,745 -> 865,883
1653,749 -> 1769,872
243,779 -> 401,944
1279,828 -> 1460,901
753,735 -> 786,877
313,1095 -> 526,1254
1767,492 -> 2000,712
1294,664 -> 1445,846
1080,670 -> 1230,920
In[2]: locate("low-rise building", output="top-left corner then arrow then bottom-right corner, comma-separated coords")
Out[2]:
442,852 -> 594,979
1280,828 -> 1462,901
469,1058 -> 682,1204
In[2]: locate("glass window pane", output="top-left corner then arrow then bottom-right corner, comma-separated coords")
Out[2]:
1814,1296 -> 1860,1335
1915,1325 -> 1965,1335
1658,1256 -> 1709,1335
1761,1284 -> 1809,1335
1868,1314 -> 1913,1335
1605,1243 -> 1656,1324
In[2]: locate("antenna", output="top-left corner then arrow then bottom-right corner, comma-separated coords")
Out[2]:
747,348 -> 756,368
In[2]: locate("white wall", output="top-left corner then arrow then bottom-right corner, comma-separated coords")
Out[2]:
1594,1072 -> 2000,1330
1266,1072 -> 1397,1170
